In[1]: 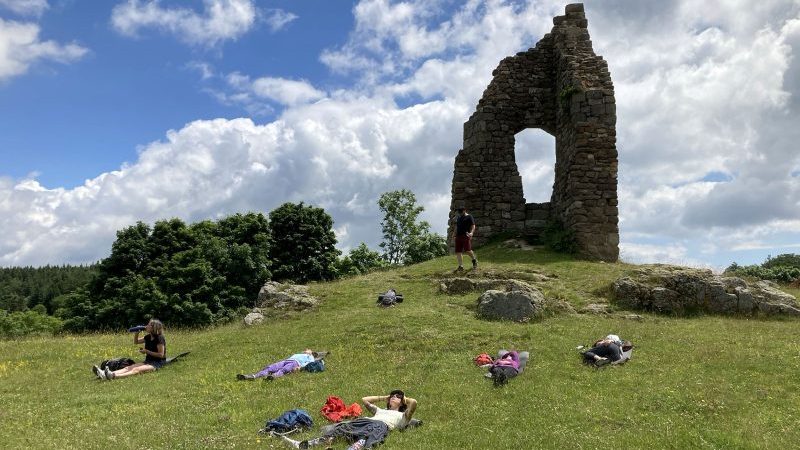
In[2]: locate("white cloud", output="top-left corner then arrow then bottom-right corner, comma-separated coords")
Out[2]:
225,72 -> 327,106
0,96 -> 465,265
110,0 -> 260,47
0,0 -> 48,16
263,8 -> 297,32
0,17 -> 88,81
620,242 -> 714,270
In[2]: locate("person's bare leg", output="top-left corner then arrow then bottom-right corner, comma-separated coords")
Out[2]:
107,364 -> 154,379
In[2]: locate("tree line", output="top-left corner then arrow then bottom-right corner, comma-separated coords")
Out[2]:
0,190 -> 446,336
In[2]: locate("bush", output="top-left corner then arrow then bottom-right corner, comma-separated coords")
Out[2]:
337,243 -> 389,277
0,309 -> 63,338
541,220 -> 577,254
724,264 -> 800,283
725,253 -> 800,283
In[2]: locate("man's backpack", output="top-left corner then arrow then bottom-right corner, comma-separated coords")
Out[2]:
100,358 -> 135,371
260,409 -> 314,434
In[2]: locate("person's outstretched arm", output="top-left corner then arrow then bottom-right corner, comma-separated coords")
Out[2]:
402,397 -> 417,422
361,395 -> 387,414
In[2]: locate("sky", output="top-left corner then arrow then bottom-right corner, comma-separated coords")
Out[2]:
1,0 -> 799,270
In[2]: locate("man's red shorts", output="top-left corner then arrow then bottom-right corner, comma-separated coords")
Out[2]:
455,235 -> 472,253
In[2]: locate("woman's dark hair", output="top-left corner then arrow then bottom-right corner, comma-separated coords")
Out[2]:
387,389 -> 407,412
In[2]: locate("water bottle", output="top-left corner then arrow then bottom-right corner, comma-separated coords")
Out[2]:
128,325 -> 146,333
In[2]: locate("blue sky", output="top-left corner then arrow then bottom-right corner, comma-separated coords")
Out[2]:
1,0 -> 355,187
1,0 -> 799,269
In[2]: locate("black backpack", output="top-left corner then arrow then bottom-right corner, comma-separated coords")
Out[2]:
100,358 -> 135,371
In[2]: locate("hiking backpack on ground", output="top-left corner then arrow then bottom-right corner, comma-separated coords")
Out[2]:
260,409 -> 314,434
99,358 -> 135,371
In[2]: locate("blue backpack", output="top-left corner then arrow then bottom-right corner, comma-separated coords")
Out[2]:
304,360 -> 325,373
263,409 -> 313,433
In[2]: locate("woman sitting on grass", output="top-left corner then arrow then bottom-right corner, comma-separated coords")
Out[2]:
93,319 -> 166,380
278,390 -> 417,449
237,349 -> 319,380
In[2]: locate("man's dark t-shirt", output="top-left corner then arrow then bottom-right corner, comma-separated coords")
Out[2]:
144,334 -> 167,362
456,214 -> 475,236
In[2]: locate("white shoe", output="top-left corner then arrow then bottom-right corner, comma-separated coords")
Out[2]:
279,435 -> 300,449
104,367 -> 115,379
92,365 -> 106,380
595,357 -> 610,367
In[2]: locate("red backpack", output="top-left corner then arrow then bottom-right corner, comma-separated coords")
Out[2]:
473,353 -> 494,366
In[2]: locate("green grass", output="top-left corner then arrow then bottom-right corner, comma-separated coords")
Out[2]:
2,245 -> 799,449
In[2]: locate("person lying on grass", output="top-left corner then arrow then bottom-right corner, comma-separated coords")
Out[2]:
489,350 -> 520,386
237,349 -> 319,380
277,390 -> 418,449
93,319 -> 166,380
583,334 -> 633,367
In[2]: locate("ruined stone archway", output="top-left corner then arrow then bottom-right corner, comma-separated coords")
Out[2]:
448,3 -> 619,261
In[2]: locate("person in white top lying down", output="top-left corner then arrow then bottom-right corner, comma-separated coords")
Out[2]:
279,389 -> 418,449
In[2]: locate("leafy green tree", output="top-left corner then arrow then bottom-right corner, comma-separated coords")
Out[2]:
378,190 -> 447,265
269,202 -> 340,283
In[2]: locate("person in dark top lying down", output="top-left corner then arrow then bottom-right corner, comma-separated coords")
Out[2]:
276,390 -> 418,449
93,319 -> 167,380
583,334 -> 633,367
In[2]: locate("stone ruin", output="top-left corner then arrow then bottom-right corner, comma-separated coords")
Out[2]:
448,3 -> 619,261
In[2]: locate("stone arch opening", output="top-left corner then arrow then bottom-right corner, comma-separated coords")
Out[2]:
515,128 -> 556,204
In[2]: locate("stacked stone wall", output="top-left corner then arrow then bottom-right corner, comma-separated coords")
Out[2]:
449,3 -> 618,261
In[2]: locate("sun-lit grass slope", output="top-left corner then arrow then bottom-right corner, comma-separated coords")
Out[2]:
2,243 -> 799,449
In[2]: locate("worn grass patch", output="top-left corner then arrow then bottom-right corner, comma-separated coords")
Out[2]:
1,244 -> 799,449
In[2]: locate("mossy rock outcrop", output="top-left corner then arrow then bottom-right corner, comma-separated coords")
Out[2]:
440,276 -> 573,321
612,265 -> 800,317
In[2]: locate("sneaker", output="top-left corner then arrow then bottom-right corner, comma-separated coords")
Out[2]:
92,365 -> 106,380
265,375 -> 274,381
237,374 -> 256,380
455,266 -> 464,272
280,436 -> 300,449
104,367 -> 115,380
472,258 -> 478,269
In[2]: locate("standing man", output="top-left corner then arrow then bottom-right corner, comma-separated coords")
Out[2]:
454,205 -> 477,271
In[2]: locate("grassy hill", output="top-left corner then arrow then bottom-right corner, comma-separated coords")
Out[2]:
2,243 -> 799,449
